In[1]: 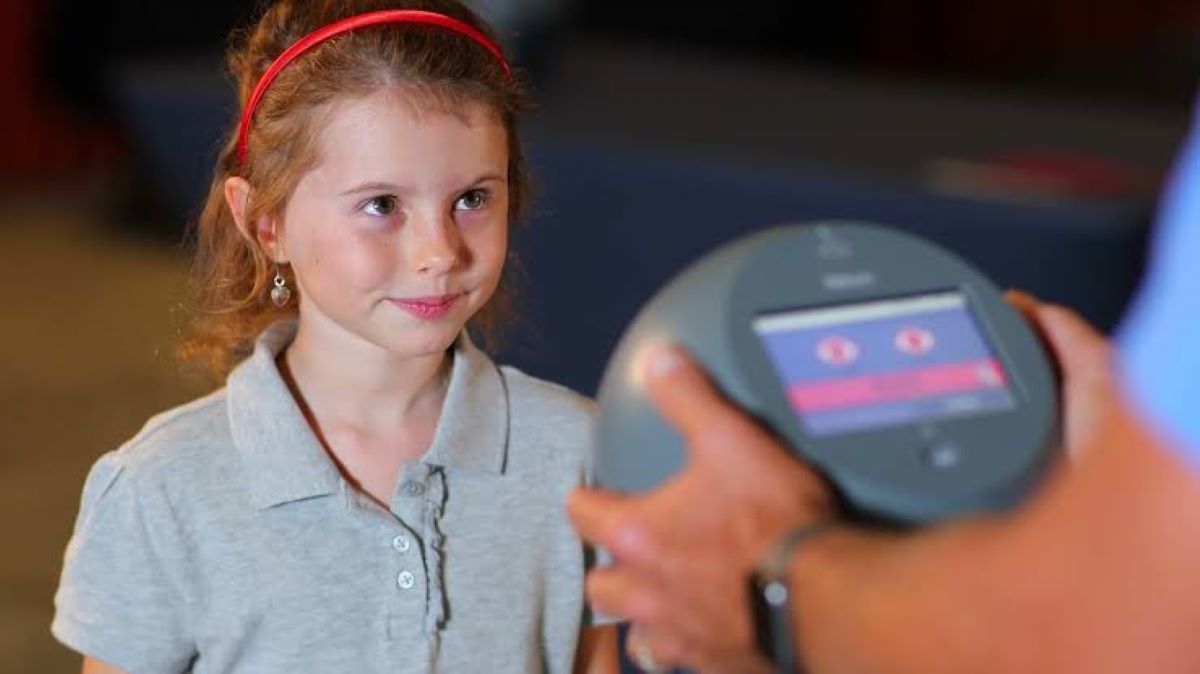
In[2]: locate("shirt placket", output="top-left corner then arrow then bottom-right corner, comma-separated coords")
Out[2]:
342,477 -> 431,674
385,462 -> 448,670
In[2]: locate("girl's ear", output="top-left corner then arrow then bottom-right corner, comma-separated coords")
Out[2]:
223,176 -> 288,263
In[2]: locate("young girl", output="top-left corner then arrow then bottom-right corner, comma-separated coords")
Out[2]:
52,1 -> 618,672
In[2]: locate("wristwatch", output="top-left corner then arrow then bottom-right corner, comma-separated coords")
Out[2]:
750,522 -> 836,674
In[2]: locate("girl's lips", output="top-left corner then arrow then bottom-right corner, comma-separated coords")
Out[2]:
389,293 -> 463,320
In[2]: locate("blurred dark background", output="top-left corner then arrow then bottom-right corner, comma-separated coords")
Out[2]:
4,0 -> 1199,670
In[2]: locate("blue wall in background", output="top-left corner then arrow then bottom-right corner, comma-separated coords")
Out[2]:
505,133 -> 1147,394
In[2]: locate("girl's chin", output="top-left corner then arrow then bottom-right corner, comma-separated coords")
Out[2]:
380,321 -> 468,356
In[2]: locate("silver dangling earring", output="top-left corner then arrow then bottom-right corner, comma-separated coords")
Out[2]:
270,268 -> 292,307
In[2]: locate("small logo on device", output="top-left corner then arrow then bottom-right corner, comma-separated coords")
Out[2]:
821,271 -> 876,291
815,226 -> 854,259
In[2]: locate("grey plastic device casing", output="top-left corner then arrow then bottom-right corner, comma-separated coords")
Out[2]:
594,222 -> 1059,525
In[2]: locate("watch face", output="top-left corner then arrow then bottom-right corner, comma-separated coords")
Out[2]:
753,291 -> 1016,437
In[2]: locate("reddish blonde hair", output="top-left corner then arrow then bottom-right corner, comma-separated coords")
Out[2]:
179,0 -> 531,379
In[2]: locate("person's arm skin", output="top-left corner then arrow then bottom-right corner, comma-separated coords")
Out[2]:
82,658 -> 126,674
568,299 -> 1200,674
574,625 -> 620,674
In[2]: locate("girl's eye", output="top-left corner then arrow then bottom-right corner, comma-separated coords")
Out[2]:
454,189 -> 490,212
362,195 -> 398,216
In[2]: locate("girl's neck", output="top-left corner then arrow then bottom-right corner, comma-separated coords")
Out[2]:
282,319 -> 453,430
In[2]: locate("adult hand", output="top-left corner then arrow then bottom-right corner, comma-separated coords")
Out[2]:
569,293 -> 1115,673
568,344 -> 832,672
1004,291 -> 1116,457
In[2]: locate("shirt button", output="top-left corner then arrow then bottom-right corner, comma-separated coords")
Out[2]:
400,481 -> 426,497
397,571 -> 416,589
392,535 -> 411,553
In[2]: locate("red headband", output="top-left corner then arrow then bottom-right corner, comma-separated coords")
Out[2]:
236,9 -> 512,167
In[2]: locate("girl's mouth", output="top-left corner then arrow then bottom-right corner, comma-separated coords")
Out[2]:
389,293 -> 463,320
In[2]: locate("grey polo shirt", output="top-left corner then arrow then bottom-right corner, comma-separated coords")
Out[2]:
52,320 -> 599,673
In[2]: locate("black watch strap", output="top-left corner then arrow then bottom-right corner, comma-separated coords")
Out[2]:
751,522 -> 836,674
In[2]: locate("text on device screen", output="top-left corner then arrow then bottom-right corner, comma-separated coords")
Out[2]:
753,291 -> 1016,437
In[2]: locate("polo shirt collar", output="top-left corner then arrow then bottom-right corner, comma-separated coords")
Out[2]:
227,319 -> 509,510
423,327 -> 509,476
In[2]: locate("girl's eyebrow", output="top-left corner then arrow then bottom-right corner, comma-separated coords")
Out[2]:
465,173 -> 507,187
339,174 -> 507,197
339,181 -> 400,197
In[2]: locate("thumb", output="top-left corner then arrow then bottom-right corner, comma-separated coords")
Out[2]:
1006,290 -> 1113,401
641,343 -> 780,461
1028,303 -> 1117,454
1032,304 -> 1113,393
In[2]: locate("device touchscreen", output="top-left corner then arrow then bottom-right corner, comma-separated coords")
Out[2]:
753,291 -> 1016,437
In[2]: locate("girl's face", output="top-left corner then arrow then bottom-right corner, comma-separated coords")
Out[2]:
279,88 -> 509,359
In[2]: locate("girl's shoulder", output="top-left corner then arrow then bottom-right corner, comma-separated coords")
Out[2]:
495,365 -> 596,469
117,388 -> 231,464
91,388 -> 235,496
497,365 -> 595,427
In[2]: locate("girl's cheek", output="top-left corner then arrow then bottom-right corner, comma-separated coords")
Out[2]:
305,227 -> 397,290
342,240 -> 396,288
466,214 -> 508,265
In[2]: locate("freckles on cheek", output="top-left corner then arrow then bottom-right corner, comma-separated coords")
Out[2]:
342,242 -> 397,289
301,227 -> 390,290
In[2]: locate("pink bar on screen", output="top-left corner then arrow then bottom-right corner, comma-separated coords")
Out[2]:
789,359 -> 1007,412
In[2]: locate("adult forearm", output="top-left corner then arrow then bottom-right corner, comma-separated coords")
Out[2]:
789,412 -> 1200,674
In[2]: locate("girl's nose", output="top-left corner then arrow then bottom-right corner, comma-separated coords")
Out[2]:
407,211 -> 462,275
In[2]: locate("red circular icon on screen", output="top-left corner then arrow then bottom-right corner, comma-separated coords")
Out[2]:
817,336 -> 860,366
895,327 -> 935,356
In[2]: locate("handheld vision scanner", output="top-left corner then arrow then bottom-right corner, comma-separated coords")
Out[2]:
594,223 -> 1060,525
